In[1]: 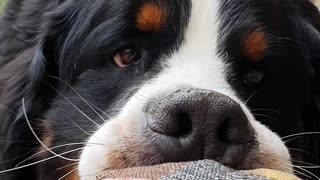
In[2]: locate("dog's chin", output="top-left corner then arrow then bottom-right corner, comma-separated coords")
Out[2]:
78,114 -> 293,179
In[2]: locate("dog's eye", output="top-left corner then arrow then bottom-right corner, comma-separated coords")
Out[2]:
244,70 -> 264,86
113,47 -> 141,68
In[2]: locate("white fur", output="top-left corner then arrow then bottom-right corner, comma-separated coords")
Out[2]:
78,0 -> 291,179
312,0 -> 320,9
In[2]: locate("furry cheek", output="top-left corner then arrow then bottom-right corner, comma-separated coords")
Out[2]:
78,115 -> 160,179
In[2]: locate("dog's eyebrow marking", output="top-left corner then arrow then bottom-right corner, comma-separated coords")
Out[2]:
136,3 -> 166,32
243,31 -> 267,61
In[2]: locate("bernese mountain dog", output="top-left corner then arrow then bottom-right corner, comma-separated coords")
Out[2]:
0,0 -> 320,179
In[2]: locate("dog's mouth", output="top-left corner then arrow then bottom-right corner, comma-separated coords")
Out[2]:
99,135 -> 256,171
79,119 -> 292,176
78,89 -> 293,178
78,126 -> 293,179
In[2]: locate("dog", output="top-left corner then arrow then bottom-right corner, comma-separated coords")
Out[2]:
0,0 -> 320,179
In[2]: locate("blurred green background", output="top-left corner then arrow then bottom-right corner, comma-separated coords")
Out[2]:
0,0 -> 6,12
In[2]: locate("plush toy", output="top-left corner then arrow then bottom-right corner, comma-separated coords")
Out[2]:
97,160 -> 300,180
242,169 -> 300,180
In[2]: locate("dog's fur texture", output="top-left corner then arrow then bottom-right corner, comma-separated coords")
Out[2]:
0,0 -> 320,179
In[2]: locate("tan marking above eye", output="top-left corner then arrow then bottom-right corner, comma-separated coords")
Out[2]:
243,31 -> 267,61
136,3 -> 166,32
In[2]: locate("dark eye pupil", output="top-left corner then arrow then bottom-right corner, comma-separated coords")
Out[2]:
120,48 -> 140,64
244,70 -> 264,86
114,46 -> 142,68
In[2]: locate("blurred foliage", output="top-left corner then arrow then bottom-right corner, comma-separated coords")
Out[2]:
0,0 -> 6,13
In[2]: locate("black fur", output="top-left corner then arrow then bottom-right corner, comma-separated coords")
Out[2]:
220,1 -> 320,174
0,0 -> 319,179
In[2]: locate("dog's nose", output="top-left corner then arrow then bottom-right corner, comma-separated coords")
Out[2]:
145,89 -> 255,168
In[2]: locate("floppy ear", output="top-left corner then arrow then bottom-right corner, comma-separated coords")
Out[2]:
301,1 -> 320,122
19,0 -> 81,116
0,35 -> 62,180
299,1 -> 320,110
295,0 -> 320,169
306,1 -> 320,117
0,5 -> 68,180
0,46 -> 56,179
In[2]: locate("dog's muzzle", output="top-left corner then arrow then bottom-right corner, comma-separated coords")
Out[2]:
144,88 -> 256,168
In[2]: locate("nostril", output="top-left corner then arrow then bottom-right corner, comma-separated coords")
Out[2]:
146,110 -> 193,137
172,112 -> 193,136
218,118 -> 255,144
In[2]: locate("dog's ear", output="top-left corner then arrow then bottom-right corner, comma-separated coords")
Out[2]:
299,1 -> 320,117
305,0 -> 320,115
294,0 -> 320,167
0,44 -> 60,179
297,1 -> 320,103
28,1 -> 81,107
0,4 -> 69,178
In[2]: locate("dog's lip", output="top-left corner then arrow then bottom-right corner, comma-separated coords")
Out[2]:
135,124 -> 258,170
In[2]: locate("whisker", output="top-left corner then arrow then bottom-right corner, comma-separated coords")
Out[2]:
67,117 -> 108,144
282,132 -> 320,140
67,117 -> 92,136
80,101 -> 112,121
67,97 -> 113,122
56,162 -> 79,171
253,113 -> 279,121
44,84 -> 101,127
251,108 -> 287,120
284,161 -> 320,179
295,166 -> 320,169
76,98 -> 112,121
0,148 -> 83,174
0,149 -> 35,165
15,142 -> 103,167
22,98 -> 79,162
58,168 -> 78,180
49,76 -> 112,121
291,159 -> 320,167
0,104 -> 17,114
245,90 -> 258,104
280,164 -> 311,179
284,137 -> 300,144
289,148 -> 314,158
251,108 -> 284,115
292,164 -> 320,179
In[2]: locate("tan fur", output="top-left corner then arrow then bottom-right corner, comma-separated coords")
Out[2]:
136,3 -> 166,32
37,120 -> 54,157
243,31 -> 267,61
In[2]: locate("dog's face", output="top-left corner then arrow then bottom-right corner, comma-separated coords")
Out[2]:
1,0 -> 320,179
75,0 -> 294,175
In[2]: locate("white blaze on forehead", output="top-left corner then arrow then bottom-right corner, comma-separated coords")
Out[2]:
79,1 -> 230,178
122,0 -> 234,107
185,0 -> 218,46
163,0 -> 230,91
117,0 -> 237,120
78,0 -> 292,178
